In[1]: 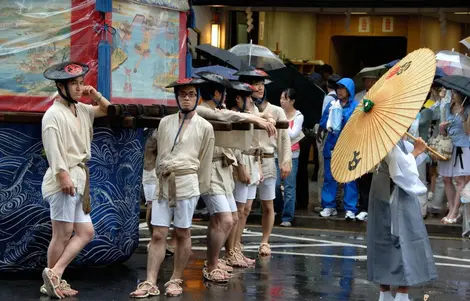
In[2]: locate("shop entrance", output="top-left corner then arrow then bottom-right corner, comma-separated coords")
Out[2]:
330,36 -> 407,77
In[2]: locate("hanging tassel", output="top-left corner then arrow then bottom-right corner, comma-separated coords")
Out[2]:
96,0 -> 112,13
186,34 -> 192,77
98,39 -> 111,100
96,22 -> 115,100
187,0 -> 196,29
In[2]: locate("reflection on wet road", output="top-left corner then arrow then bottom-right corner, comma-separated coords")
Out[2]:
1,224 -> 469,301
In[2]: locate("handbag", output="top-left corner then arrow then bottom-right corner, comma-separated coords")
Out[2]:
461,182 -> 470,204
428,134 -> 453,161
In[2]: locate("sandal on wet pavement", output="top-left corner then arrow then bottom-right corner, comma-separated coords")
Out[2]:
129,281 -> 160,298
204,259 -> 233,273
235,248 -> 256,266
41,280 -> 77,296
164,279 -> 184,296
41,268 -> 62,299
225,250 -> 249,268
202,268 -> 231,283
259,243 -> 271,257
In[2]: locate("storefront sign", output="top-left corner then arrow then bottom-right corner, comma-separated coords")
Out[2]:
358,17 -> 370,33
382,17 -> 394,32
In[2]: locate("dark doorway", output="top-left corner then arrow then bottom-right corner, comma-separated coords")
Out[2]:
331,36 -> 407,77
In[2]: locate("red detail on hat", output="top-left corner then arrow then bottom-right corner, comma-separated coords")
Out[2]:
64,64 -> 84,75
255,69 -> 268,76
247,84 -> 257,91
177,78 -> 193,84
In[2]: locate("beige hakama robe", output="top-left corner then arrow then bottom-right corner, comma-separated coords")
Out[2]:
154,113 -> 215,206
41,101 -> 95,199
254,103 -> 292,179
198,102 -> 239,197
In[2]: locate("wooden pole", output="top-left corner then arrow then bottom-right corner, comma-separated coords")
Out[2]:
405,132 -> 449,161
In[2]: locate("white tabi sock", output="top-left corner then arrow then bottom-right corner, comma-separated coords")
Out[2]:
379,291 -> 394,301
394,292 -> 410,301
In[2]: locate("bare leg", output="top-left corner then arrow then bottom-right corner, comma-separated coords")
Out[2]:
171,227 -> 192,280
206,212 -> 233,271
443,176 -> 455,220
234,202 -> 248,248
52,222 -> 94,278
449,176 -> 468,219
430,165 -> 437,193
260,200 -> 274,244
46,221 -> 74,298
225,212 -> 239,254
146,202 -> 153,236
130,226 -> 168,297
47,221 -> 73,270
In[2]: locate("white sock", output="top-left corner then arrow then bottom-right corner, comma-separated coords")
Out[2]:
379,291 -> 394,301
394,292 -> 410,301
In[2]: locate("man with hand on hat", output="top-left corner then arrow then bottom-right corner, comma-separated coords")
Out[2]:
195,71 -> 276,282
130,78 -> 215,297
236,69 -> 292,257
40,61 -> 111,299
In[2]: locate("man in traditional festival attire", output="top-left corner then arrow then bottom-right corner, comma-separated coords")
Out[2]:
195,71 -> 277,281
130,78 -> 215,297
224,81 -> 263,265
367,137 -> 437,301
40,61 -> 111,298
142,129 -> 175,257
236,69 -> 292,257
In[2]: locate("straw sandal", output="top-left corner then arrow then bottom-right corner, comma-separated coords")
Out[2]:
164,279 -> 184,297
204,259 -> 233,273
129,281 -> 160,298
41,268 -> 62,299
225,250 -> 249,268
259,243 -> 271,257
57,280 -> 77,297
202,268 -> 231,283
235,247 -> 256,265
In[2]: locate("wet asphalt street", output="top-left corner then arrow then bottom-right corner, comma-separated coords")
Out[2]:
1,223 -> 470,301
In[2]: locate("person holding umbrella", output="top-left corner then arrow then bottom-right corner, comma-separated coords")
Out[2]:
329,48 -> 440,301
318,78 -> 359,220
435,75 -> 470,225
236,68 -> 292,257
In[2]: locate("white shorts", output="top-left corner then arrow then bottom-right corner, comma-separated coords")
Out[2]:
438,147 -> 470,177
203,194 -> 237,215
143,184 -> 156,204
258,177 -> 276,201
151,196 -> 198,229
45,192 -> 92,223
233,181 -> 258,204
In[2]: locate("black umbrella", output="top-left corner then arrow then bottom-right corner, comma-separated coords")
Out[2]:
435,75 -> 470,97
195,44 -> 249,71
266,65 -> 325,129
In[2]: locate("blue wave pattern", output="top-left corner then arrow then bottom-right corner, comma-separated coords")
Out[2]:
0,124 -> 144,271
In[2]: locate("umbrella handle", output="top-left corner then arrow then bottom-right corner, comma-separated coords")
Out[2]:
404,132 -> 448,161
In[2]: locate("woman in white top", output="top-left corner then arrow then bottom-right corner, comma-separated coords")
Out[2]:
275,89 -> 304,226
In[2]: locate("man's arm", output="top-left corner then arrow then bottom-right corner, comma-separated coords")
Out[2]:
196,106 -> 276,137
143,130 -> 158,171
42,126 -> 75,196
197,128 -> 215,195
276,109 -> 292,179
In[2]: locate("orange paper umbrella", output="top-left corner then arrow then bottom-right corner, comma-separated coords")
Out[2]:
331,48 -> 437,183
